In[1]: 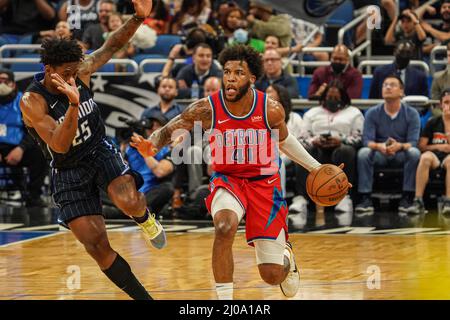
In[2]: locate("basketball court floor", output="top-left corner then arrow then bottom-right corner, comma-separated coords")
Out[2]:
1,206 -> 450,300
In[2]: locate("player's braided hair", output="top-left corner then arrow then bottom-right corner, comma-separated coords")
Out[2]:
40,37 -> 84,66
218,44 -> 263,80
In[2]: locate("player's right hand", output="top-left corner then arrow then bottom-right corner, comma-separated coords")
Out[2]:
51,74 -> 79,105
130,133 -> 158,157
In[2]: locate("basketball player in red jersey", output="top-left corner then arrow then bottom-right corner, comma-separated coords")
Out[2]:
131,45 -> 322,299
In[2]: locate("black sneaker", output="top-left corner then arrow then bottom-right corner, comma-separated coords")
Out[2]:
398,194 -> 414,212
409,198 -> 425,215
355,195 -> 374,213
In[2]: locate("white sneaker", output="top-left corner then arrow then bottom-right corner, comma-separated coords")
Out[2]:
334,195 -> 353,226
288,196 -> 308,229
280,242 -> 300,298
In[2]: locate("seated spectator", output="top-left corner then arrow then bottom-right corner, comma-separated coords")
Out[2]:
421,0 -> 450,47
264,35 -> 302,58
411,89 -> 450,216
255,49 -> 300,99
246,1 -> 291,48
55,21 -> 73,39
203,76 -> 221,96
356,75 -> 421,215
308,44 -> 363,99
220,5 -> 246,43
290,80 -> 363,229
0,69 -> 47,207
170,0 -> 214,35
82,0 -> 116,51
289,16 -> 328,61
125,114 -> 175,215
265,84 -> 303,197
385,9 -> 426,59
431,42 -> 450,100
141,76 -> 183,121
162,27 -> 212,78
59,0 -> 101,41
369,40 -> 429,99
143,0 -> 171,35
175,43 -> 223,98
0,0 -> 57,46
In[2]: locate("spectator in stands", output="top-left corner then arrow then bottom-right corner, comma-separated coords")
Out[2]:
264,35 -> 303,58
125,114 -> 175,215
220,5 -> 246,43
203,75 -> 221,96
82,0 -> 116,51
369,40 -> 429,99
143,0 -> 171,35
431,42 -> 450,100
246,1 -> 292,48
385,9 -> 426,59
141,76 -> 183,121
0,69 -> 47,207
59,0 -> 101,41
170,0 -> 214,35
0,0 -> 57,46
411,89 -> 450,216
356,75 -> 421,215
421,0 -> 450,46
290,80 -> 363,228
266,84 -> 303,197
175,43 -> 223,98
289,16 -> 329,61
308,44 -> 363,99
255,49 -> 300,99
162,27 -> 211,78
55,21 -> 73,39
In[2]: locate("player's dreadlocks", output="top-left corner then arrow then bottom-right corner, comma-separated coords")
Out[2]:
218,45 -> 263,80
40,37 -> 84,66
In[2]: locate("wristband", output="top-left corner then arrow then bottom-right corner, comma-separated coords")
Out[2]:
69,102 -> 79,107
133,13 -> 146,22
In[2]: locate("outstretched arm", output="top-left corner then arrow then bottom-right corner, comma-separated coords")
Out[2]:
131,98 -> 212,156
78,0 -> 152,83
267,97 -> 321,172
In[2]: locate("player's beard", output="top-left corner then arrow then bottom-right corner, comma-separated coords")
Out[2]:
222,80 -> 251,102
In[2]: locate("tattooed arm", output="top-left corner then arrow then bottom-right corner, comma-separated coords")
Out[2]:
131,98 -> 212,156
77,0 -> 152,84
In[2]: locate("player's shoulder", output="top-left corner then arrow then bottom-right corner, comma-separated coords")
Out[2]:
20,91 -> 48,117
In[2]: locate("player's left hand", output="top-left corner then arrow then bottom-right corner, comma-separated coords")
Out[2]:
5,146 -> 24,166
132,0 -> 153,18
130,133 -> 158,157
337,163 -> 353,189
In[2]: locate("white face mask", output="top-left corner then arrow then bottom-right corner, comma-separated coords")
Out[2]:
0,83 -> 14,96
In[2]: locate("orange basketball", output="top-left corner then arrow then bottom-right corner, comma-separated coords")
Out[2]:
306,164 -> 349,206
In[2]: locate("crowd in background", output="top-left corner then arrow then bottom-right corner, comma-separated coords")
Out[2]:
2,0 -> 450,230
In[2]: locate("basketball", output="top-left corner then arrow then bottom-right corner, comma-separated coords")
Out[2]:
306,164 -> 349,206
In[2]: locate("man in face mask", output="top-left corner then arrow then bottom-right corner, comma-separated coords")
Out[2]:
369,40 -> 429,99
0,69 -> 47,207
308,44 -> 363,99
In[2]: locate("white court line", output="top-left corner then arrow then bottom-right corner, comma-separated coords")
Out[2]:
0,224 -> 24,231
15,224 -> 60,231
0,232 -> 63,248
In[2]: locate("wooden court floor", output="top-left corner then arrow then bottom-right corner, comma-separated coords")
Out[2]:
1,230 -> 450,300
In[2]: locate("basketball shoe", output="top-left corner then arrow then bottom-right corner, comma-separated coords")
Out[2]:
137,213 -> 167,249
280,241 -> 300,298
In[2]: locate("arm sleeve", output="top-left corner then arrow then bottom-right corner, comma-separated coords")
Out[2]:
279,133 -> 321,172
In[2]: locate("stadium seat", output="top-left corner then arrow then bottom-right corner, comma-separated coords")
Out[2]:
137,34 -> 181,57
297,75 -> 312,99
9,53 -> 43,72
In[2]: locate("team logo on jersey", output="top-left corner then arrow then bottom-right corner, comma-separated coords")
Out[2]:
251,115 -> 263,122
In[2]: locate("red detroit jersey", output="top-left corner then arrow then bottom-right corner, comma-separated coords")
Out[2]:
207,88 -> 279,178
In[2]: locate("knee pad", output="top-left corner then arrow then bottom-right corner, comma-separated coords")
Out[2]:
254,230 -> 286,265
211,188 -> 244,221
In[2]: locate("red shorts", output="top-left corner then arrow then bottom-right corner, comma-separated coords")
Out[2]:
205,172 -> 289,246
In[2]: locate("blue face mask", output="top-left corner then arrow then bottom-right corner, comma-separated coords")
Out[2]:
233,28 -> 248,44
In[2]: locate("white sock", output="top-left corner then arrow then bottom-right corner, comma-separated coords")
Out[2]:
215,282 -> 233,300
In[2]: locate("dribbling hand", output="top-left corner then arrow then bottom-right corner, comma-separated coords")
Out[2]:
130,133 -> 158,157
132,0 -> 153,18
